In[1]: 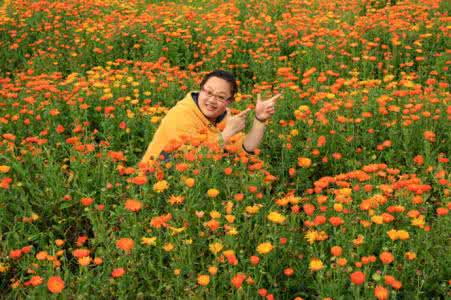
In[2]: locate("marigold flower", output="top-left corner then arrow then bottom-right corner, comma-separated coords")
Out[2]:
350,271 -> 365,285
168,195 -> 184,205
330,246 -> 342,257
124,199 -> 142,212
184,178 -> 195,187
267,211 -> 286,224
309,258 -> 324,271
404,251 -> 416,260
250,255 -> 260,266
208,266 -> 218,275
72,248 -> 90,258
111,268 -> 125,278
209,242 -> 223,255
256,242 -> 273,255
0,165 -> 10,173
298,157 -> 312,168
141,237 -> 157,246
284,268 -> 294,276
207,188 -> 220,198
197,274 -> 210,286
80,197 -> 94,206
153,180 -> 169,193
116,238 -> 134,253
231,273 -> 246,288
379,251 -> 394,264
78,256 -> 91,266
374,285 -> 389,300
47,276 -> 64,294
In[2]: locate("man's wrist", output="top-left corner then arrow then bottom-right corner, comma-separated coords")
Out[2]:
254,115 -> 268,124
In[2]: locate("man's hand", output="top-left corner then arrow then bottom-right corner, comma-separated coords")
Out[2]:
255,93 -> 281,122
222,108 -> 251,143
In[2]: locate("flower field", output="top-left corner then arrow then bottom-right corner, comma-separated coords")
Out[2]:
0,0 -> 450,298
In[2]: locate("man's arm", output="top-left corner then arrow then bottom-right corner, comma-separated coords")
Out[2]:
242,93 -> 281,152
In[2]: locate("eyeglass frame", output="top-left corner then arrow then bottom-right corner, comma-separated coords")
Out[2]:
200,86 -> 232,104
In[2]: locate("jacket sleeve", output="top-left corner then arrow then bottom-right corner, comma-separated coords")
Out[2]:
141,107 -> 223,164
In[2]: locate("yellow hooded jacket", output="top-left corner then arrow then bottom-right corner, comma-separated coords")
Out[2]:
141,91 -> 247,164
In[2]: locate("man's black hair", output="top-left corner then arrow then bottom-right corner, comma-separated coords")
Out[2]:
199,70 -> 238,99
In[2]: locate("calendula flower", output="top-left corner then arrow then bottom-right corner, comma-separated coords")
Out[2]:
256,242 -> 273,254
298,157 -> 312,168
153,180 -> 169,193
309,258 -> 324,271
379,251 -> 394,264
47,276 -> 64,294
207,188 -> 220,198
350,271 -> 365,285
267,211 -> 286,224
163,243 -> 174,252
168,195 -> 184,205
197,274 -> 210,286
209,242 -> 223,255
116,238 -> 134,253
124,199 -> 142,212
141,237 -> 157,246
111,268 -> 125,278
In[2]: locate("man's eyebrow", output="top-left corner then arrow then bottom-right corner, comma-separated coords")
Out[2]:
205,86 -> 227,96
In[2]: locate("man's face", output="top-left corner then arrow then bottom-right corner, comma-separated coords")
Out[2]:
198,76 -> 232,121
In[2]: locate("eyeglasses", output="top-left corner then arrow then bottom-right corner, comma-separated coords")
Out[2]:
201,87 -> 231,104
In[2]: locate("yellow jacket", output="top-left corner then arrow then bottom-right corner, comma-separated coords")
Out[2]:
141,91 -> 246,164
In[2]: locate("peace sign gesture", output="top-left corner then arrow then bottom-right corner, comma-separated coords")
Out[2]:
255,93 -> 281,122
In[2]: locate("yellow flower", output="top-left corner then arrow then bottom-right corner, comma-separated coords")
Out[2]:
411,215 -> 425,228
309,258 -> 324,271
371,215 -> 384,224
183,239 -> 193,245
163,243 -> 174,252
207,188 -> 220,198
141,237 -> 157,246
153,180 -> 169,193
169,226 -> 186,235
397,230 -> 410,240
210,210 -> 221,219
0,263 -> 9,273
209,242 -> 223,255
387,229 -> 398,241
267,211 -> 286,224
226,226 -> 239,236
0,165 -> 10,173
305,230 -> 318,244
256,242 -> 273,255
245,205 -> 262,214
405,251 -> 417,260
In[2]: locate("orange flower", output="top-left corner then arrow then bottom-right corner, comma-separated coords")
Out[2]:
379,251 -> 394,264
298,157 -> 312,168
250,255 -> 260,266
309,258 -> 324,271
128,175 -> 148,185
124,199 -> 142,212
423,131 -> 436,143
197,274 -> 210,286
330,246 -> 342,257
231,273 -> 246,289
111,268 -> 125,278
374,285 -> 389,300
284,268 -> 294,276
350,271 -> 365,285
116,238 -> 134,253
80,197 -> 94,206
207,188 -> 220,198
184,177 -> 195,187
72,248 -> 90,258
47,276 -> 64,294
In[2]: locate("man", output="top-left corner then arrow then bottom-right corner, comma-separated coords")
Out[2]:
141,70 -> 280,164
